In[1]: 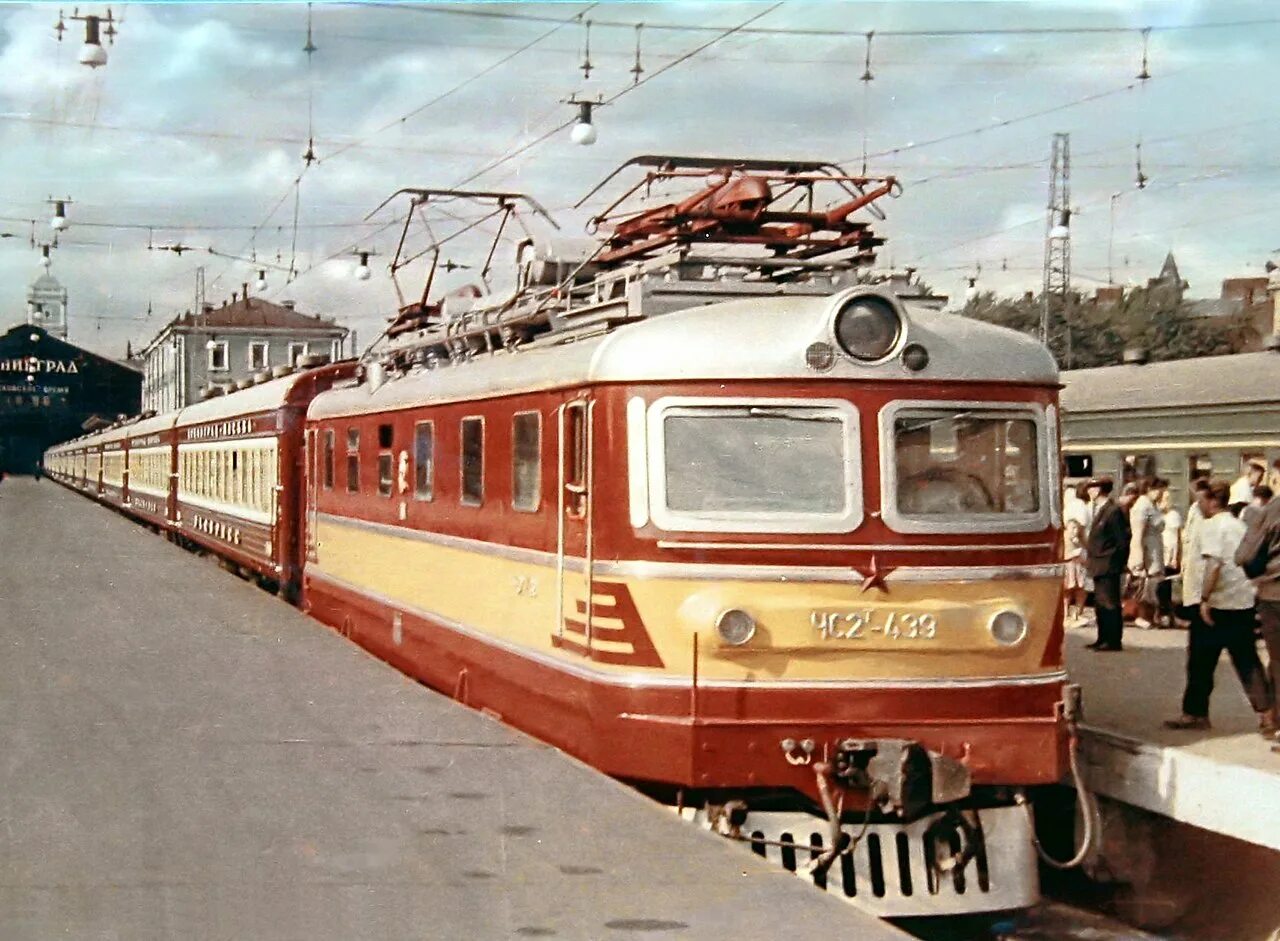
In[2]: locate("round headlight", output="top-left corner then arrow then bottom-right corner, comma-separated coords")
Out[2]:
989,610 -> 1028,647
834,295 -> 902,361
715,609 -> 757,646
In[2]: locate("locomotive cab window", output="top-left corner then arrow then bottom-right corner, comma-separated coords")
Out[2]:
881,401 -> 1048,534
460,417 -> 484,506
646,397 -> 863,534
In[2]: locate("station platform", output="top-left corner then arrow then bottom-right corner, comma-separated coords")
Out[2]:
0,478 -> 900,941
1067,622 -> 1280,853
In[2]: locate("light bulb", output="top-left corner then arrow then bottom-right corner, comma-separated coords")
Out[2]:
51,216 -> 67,231
1049,224 -> 1070,241
79,43 -> 107,68
38,254 -> 51,269
355,264 -> 371,281
570,121 -> 597,146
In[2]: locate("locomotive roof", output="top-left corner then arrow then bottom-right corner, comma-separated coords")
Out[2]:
1061,351 -> 1280,414
309,292 -> 1057,420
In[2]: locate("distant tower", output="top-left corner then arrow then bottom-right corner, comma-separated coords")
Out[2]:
27,270 -> 69,339
1042,132 -> 1071,362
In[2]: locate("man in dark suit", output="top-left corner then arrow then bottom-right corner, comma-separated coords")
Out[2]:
1087,478 -> 1135,651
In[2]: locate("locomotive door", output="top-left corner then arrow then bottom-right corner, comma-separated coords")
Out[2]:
304,428 -> 320,562
555,398 -> 594,656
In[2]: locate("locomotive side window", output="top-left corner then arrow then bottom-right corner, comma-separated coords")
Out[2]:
323,430 -> 335,490
512,411 -> 541,512
646,397 -> 862,534
1189,454 -> 1212,483
414,421 -> 434,500
882,402 -> 1048,533
346,428 -> 360,493
461,417 -> 484,506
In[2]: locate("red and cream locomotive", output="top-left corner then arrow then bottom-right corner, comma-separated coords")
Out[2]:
47,157 -> 1073,917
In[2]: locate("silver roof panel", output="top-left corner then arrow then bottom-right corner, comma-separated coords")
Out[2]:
310,294 -> 1057,420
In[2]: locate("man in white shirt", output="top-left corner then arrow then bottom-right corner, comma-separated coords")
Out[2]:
1165,481 -> 1273,730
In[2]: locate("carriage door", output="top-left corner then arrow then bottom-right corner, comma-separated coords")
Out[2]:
555,398 -> 594,657
304,428 -> 320,562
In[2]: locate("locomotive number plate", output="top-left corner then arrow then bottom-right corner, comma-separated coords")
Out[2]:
810,609 -> 939,641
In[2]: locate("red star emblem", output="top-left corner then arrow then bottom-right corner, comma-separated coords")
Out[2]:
858,554 -> 896,594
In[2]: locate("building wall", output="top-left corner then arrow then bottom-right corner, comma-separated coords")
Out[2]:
143,327 -> 346,412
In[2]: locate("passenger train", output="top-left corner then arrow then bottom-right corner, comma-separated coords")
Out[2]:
46,157 -> 1074,918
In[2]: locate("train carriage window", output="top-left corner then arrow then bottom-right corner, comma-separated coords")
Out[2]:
378,454 -> 393,497
1122,453 -> 1156,486
414,421 -> 434,500
461,417 -> 484,506
512,411 -> 541,512
1064,454 -> 1093,480
1189,454 -> 1212,484
323,430 -> 335,490
346,428 -> 360,493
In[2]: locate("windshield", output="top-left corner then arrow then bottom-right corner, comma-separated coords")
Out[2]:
653,402 -> 862,532
891,409 -> 1041,518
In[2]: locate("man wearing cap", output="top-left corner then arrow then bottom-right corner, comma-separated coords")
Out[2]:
1086,478 -> 1134,651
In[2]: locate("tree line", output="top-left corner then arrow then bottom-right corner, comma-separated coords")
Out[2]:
959,281 -> 1256,369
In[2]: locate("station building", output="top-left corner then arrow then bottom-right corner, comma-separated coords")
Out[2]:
0,273 -> 142,473
140,290 -> 349,412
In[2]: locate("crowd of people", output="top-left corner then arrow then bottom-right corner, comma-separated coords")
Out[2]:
1063,460 -> 1280,751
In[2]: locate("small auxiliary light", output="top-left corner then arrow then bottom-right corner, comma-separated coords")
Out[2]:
353,250 -> 373,281
50,198 -> 70,231
901,343 -> 929,372
805,341 -> 836,371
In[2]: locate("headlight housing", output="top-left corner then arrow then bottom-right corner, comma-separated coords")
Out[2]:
989,609 -> 1029,647
834,294 -> 902,362
715,609 -> 757,646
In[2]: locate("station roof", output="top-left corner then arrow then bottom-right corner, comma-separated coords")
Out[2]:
1061,351 -> 1280,413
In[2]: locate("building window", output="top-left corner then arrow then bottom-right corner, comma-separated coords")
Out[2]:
208,341 -> 229,371
346,428 -> 359,493
288,343 -> 307,367
378,423 -> 394,449
323,430 -> 335,490
378,454 -> 393,497
461,417 -> 484,506
414,421 -> 434,500
331,339 -> 343,361
512,411 -> 541,511
248,341 -> 269,370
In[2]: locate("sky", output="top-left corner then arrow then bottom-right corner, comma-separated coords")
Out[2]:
0,0 -> 1275,359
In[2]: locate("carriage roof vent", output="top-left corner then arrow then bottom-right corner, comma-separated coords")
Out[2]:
1122,347 -> 1149,366
298,352 -> 330,369
1265,333 -> 1280,353
270,364 -> 295,379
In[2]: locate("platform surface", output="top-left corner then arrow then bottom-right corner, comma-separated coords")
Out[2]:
0,477 -> 900,941
1067,619 -> 1280,852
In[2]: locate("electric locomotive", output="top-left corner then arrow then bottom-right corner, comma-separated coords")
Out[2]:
299,158 -> 1073,916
